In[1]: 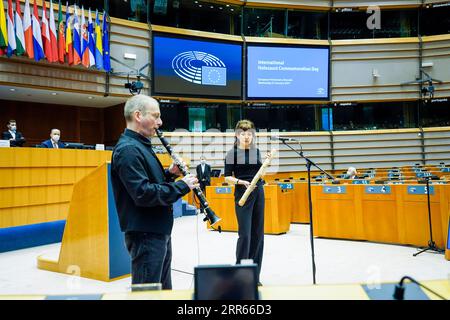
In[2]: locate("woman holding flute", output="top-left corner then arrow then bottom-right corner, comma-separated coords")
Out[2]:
224,120 -> 268,285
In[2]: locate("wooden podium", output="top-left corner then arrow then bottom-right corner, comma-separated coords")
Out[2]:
37,163 -> 131,281
206,184 -> 292,234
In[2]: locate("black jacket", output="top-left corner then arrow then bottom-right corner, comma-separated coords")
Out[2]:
111,129 -> 191,235
196,163 -> 211,185
2,131 -> 26,147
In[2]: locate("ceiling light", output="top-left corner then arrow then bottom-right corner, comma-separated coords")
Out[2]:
219,7 -> 222,10
226,4 -> 229,7
10,88 -> 16,92
210,5 -> 214,9
88,96 -> 94,99
230,8 -> 234,11
198,4 -> 202,7
51,92 -> 57,95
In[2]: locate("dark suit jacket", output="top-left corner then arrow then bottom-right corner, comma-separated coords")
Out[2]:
1,131 -> 26,147
41,139 -> 66,149
196,163 -> 211,186
111,129 -> 191,235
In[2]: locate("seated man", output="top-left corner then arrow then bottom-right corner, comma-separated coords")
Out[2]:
1,120 -> 26,147
346,166 -> 358,179
41,129 -> 65,149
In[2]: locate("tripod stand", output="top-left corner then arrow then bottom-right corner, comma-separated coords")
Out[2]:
281,140 -> 335,284
413,177 -> 444,256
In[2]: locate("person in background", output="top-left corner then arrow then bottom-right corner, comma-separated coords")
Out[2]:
196,155 -> 211,193
2,120 -> 26,147
346,167 -> 358,179
41,129 -> 66,149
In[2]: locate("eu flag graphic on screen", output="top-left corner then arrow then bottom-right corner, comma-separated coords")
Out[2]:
202,67 -> 226,86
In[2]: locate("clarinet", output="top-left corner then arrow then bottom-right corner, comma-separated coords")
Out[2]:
156,129 -> 222,227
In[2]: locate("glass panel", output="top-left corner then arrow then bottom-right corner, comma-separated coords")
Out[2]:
332,102 -> 416,130
374,9 -> 418,38
287,10 -> 328,40
243,105 -> 317,132
109,0 -> 148,22
243,7 -> 286,37
420,100 -> 450,127
421,6 -> 450,36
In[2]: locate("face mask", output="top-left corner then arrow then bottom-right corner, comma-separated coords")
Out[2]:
10,125 -> 16,132
52,135 -> 60,142
201,160 -> 206,164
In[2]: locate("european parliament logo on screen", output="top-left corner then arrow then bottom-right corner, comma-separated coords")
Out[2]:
172,51 -> 227,86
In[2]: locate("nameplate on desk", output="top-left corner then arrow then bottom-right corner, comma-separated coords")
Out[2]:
352,180 -> 369,185
407,186 -> 434,195
0,140 -> 10,148
440,168 -> 450,172
323,186 -> 346,194
416,172 -> 432,178
95,144 -> 105,150
278,183 -> 293,190
365,186 -> 391,194
215,187 -> 232,194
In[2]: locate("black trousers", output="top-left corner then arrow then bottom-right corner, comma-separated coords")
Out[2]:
124,232 -> 172,289
234,184 -> 265,282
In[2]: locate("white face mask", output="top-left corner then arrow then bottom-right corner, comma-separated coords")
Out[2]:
10,125 -> 16,132
52,135 -> 60,142
201,160 -> 206,165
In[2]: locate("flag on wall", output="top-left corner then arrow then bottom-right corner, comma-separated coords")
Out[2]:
87,8 -> 95,67
0,0 -> 7,50
72,5 -> 81,65
41,0 -> 52,61
81,5 -> 89,67
32,0 -> 45,61
14,0 -> 25,56
102,11 -> 110,72
94,9 -> 102,70
7,0 -> 16,57
49,0 -> 58,62
57,0 -> 65,63
65,2 -> 73,65
23,0 -> 33,58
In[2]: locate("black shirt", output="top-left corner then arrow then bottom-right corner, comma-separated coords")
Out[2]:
224,146 -> 262,182
111,129 -> 191,235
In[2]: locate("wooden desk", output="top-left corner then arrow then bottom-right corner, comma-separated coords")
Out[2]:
312,184 -> 450,252
0,148 -> 174,228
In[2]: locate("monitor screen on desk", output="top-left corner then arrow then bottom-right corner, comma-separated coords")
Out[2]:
194,264 -> 258,300
211,169 -> 221,177
64,142 -> 85,149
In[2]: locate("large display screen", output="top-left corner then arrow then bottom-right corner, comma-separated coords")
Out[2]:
152,34 -> 242,98
246,45 -> 330,100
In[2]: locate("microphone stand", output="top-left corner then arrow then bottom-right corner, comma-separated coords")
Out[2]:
413,177 -> 444,256
281,140 -> 335,285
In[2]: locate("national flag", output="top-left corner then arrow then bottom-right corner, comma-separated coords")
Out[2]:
65,1 -> 72,64
49,0 -> 58,62
41,0 -> 52,61
23,0 -> 33,58
102,11 -> 110,72
14,0 -> 25,56
32,0 -> 45,61
0,0 -> 7,49
72,5 -> 81,65
7,0 -> 16,57
94,9 -> 102,70
57,0 -> 64,63
81,5 -> 89,67
87,8 -> 95,67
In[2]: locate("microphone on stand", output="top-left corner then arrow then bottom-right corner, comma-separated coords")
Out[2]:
270,136 -> 300,143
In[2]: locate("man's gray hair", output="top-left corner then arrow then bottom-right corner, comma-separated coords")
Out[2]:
124,94 -> 158,121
